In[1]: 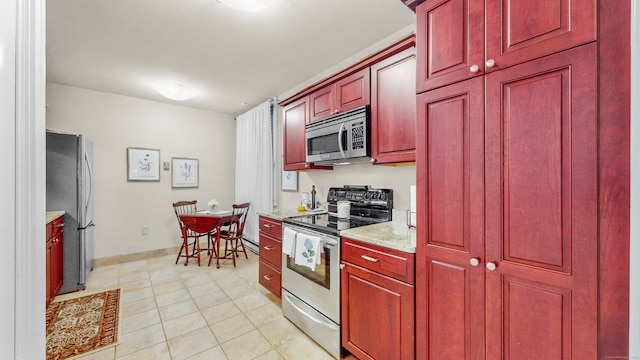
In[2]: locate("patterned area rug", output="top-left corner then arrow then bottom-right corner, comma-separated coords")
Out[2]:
46,289 -> 120,360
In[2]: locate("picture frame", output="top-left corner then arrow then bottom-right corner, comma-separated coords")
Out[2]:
282,168 -> 298,191
127,147 -> 160,181
171,157 -> 199,188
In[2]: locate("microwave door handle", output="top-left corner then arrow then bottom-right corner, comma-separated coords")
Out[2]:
337,123 -> 347,159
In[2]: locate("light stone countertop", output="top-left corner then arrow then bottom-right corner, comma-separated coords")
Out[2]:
257,208 -> 416,253
257,208 -> 326,221
340,220 -> 416,253
46,211 -> 65,224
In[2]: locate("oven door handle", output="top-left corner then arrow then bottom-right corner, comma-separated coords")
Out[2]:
322,238 -> 338,246
283,290 -> 338,330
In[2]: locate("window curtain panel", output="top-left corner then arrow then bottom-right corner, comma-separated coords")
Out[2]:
235,99 -> 274,244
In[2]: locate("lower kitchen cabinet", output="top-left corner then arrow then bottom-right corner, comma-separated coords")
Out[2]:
258,216 -> 282,298
46,216 -> 64,308
341,238 -> 415,360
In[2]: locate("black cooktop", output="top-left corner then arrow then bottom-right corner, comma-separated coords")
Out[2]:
283,213 -> 382,237
284,186 -> 394,236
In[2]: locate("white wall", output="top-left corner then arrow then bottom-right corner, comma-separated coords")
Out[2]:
46,83 -> 236,259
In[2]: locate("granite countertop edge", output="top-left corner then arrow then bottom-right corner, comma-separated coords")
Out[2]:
258,209 -> 416,254
340,220 -> 416,254
46,211 -> 65,224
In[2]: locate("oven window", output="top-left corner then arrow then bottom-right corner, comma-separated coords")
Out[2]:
287,245 -> 331,289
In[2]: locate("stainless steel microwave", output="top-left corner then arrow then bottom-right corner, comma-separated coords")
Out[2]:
305,105 -> 370,165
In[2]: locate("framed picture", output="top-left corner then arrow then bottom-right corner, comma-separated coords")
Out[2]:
282,169 -> 298,191
171,157 -> 199,188
127,147 -> 160,181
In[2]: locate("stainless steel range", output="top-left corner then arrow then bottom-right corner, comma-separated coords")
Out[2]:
281,186 -> 393,359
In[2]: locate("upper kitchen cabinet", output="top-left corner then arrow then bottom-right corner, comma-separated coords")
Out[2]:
282,96 -> 332,171
415,0 -> 596,93
370,47 -> 416,165
309,69 -> 371,122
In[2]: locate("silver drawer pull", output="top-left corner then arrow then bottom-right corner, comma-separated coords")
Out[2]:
361,255 -> 379,263
263,224 -> 271,228
263,275 -> 274,281
263,245 -> 274,251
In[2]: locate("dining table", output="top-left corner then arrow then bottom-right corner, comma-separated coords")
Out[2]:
179,211 -> 234,268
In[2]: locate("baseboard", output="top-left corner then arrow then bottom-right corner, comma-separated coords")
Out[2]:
93,246 -> 182,267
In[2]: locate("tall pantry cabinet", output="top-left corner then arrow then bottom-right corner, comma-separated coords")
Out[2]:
413,0 -> 630,359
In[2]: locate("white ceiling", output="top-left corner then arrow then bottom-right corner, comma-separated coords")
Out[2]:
46,0 -> 416,115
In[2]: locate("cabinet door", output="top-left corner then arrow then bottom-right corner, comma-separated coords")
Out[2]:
485,0 -> 596,74
341,262 -> 414,360
46,240 -> 52,307
309,86 -> 334,122
416,0 -> 484,93
334,68 -> 370,113
485,44 -> 597,359
283,97 -> 310,171
416,76 -> 485,360
51,234 -> 63,296
370,47 -> 416,164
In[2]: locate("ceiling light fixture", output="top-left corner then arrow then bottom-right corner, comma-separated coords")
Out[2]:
216,0 -> 275,12
154,82 -> 195,101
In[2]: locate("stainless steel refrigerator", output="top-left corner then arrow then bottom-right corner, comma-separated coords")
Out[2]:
46,131 -> 94,294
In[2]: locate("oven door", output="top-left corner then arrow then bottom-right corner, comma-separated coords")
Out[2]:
281,224 -> 341,324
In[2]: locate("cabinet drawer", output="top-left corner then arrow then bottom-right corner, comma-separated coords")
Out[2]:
259,216 -> 282,239
259,232 -> 282,267
259,259 -> 281,298
46,216 -> 64,240
342,238 -> 415,284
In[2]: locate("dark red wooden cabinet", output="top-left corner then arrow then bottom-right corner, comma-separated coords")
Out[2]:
416,44 -> 598,359
309,68 -> 370,122
415,0 -> 596,93
258,216 -> 282,298
370,47 -> 417,164
341,238 -> 415,360
46,216 -> 64,308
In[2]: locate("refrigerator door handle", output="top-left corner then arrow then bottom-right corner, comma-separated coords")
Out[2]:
84,152 -> 93,216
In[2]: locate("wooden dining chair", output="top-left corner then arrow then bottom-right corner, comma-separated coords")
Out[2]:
173,200 -> 215,265
219,202 -> 251,267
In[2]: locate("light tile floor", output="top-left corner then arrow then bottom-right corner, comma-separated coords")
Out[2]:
53,251 -> 356,360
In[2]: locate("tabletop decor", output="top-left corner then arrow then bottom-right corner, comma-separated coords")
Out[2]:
208,198 -> 219,211
46,289 -> 120,360
171,157 -> 199,188
127,147 -> 160,181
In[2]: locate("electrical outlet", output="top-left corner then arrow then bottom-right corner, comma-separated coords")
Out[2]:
142,226 -> 149,235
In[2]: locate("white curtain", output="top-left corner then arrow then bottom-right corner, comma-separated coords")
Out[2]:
235,99 -> 275,244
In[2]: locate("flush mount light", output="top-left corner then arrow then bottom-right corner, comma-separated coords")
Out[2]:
154,82 -> 195,101
216,0 -> 275,12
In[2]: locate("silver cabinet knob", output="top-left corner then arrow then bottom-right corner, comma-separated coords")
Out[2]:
469,257 -> 480,267
485,59 -> 496,68
486,262 -> 497,271
470,64 -> 480,73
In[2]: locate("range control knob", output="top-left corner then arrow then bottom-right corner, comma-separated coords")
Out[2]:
364,192 -> 371,200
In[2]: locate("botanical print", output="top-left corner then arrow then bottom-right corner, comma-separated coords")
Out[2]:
179,161 -> 192,181
128,148 -> 160,181
172,157 -> 198,187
